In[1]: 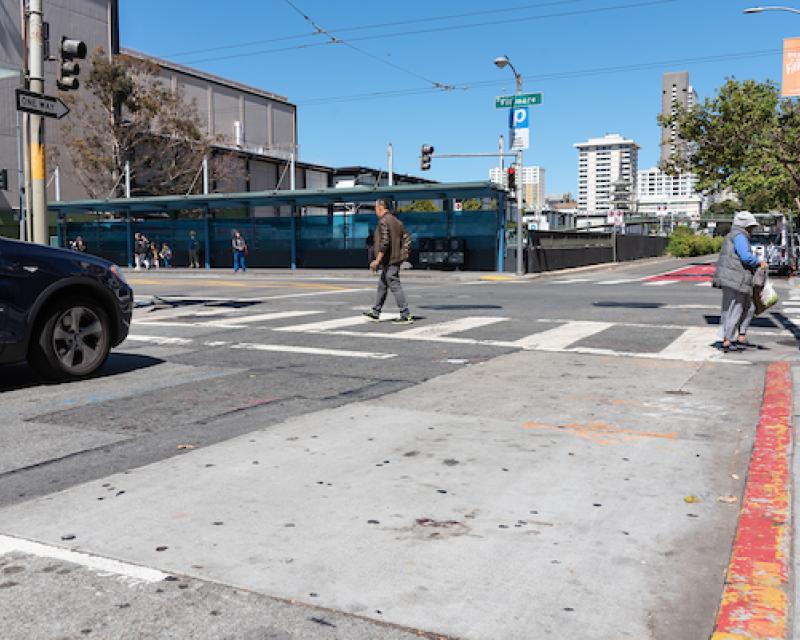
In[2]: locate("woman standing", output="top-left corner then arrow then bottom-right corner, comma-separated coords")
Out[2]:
232,230 -> 248,273
713,211 -> 768,353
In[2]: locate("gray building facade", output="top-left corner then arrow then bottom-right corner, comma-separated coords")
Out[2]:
0,0 -> 313,224
660,71 -> 697,165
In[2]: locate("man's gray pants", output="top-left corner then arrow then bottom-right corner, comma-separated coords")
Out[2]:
719,286 -> 755,342
373,264 -> 409,316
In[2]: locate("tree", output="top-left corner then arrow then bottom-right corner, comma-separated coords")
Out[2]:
462,198 -> 483,211
58,50 -> 230,199
659,79 -> 800,212
704,199 -> 739,218
398,199 -> 439,212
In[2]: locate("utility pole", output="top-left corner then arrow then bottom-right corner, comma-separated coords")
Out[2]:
28,0 -> 48,245
388,143 -> 394,186
514,74 -> 524,276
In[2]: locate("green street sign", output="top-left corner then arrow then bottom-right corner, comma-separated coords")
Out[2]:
495,93 -> 543,108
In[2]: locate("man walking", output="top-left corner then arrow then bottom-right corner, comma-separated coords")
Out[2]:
363,199 -> 413,324
713,211 -> 768,353
188,231 -> 200,268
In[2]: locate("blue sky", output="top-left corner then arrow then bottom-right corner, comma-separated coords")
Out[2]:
119,0 -> 795,195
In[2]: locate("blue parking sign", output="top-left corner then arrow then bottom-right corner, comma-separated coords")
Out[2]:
509,107 -> 529,129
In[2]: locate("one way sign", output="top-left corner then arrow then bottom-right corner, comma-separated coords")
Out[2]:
15,89 -> 70,119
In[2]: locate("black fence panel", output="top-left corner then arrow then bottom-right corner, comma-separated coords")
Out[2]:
527,246 -> 614,273
615,235 -> 668,262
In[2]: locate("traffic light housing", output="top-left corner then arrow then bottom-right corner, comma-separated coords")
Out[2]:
420,144 -> 434,171
57,37 -> 87,91
0,169 -> 7,191
507,166 -> 517,195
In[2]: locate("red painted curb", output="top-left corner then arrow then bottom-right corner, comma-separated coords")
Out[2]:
711,361 -> 793,640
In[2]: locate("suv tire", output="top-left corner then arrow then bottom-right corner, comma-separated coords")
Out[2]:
29,295 -> 111,380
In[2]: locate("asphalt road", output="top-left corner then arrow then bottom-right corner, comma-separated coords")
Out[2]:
1,258 -> 798,639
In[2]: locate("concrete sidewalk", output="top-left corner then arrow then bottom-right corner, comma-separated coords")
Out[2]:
0,350 -> 760,639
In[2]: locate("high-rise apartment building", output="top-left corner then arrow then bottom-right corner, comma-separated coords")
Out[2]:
573,134 -> 639,213
489,165 -> 546,210
637,168 -> 702,219
660,71 -> 697,165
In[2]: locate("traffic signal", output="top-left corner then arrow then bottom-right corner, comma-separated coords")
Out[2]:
57,37 -> 87,91
420,144 -> 434,171
507,166 -> 517,195
0,169 -> 7,191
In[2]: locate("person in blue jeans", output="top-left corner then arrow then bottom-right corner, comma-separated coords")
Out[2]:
232,230 -> 248,272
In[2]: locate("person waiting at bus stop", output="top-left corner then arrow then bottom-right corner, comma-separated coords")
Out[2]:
713,211 -> 768,353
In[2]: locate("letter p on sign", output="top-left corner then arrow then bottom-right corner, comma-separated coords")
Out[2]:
509,107 -> 529,129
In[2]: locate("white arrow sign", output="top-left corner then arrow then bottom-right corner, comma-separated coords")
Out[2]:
15,89 -> 70,119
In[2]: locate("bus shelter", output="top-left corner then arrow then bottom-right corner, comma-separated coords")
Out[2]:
49,182 -> 508,272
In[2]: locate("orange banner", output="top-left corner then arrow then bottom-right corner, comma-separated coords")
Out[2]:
783,37 -> 800,97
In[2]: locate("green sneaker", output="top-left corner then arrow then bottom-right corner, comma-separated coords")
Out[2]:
392,314 -> 414,325
362,309 -> 381,320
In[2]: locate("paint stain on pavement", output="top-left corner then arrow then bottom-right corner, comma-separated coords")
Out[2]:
521,419 -> 677,444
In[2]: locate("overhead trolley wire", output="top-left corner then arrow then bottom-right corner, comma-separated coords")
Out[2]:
295,48 -> 783,106
280,0 -> 455,90
162,0 -> 595,59
179,0 -> 680,66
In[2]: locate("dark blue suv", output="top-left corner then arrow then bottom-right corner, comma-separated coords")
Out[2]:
0,237 -> 133,380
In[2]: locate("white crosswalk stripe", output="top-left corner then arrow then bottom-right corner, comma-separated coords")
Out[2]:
547,278 -> 592,285
596,279 -> 639,285
397,316 -> 508,338
512,321 -> 613,350
275,314 -> 399,332
642,280 -> 675,287
657,327 -> 724,362
135,310 -> 322,329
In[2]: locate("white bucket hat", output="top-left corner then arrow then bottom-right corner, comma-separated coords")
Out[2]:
733,211 -> 758,229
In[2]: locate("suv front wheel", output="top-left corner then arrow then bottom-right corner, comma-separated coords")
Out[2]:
30,296 -> 112,380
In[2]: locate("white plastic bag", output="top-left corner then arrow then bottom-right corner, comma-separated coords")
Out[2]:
754,278 -> 778,315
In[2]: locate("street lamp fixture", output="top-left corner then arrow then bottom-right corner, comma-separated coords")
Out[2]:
743,5 -> 800,14
494,55 -> 523,93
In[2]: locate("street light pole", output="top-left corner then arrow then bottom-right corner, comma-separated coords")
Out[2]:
495,55 -> 525,276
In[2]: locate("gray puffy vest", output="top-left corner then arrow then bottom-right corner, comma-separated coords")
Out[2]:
713,227 -> 754,294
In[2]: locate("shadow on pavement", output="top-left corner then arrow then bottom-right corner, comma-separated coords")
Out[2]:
419,304 -> 502,310
0,353 -> 164,392
594,301 -> 663,309
770,312 -> 800,349
703,315 -> 780,329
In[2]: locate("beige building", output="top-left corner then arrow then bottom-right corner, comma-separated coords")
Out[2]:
0,0 -> 327,222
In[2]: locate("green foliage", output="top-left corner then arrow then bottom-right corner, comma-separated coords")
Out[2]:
462,198 -> 483,211
667,229 -> 723,257
705,200 -> 739,218
58,49 -> 228,199
398,199 -> 439,212
659,78 -> 800,212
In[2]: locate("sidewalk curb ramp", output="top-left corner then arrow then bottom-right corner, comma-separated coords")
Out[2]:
711,361 -> 793,640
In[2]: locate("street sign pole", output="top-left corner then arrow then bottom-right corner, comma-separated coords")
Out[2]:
515,81 -> 524,276
28,0 -> 48,245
